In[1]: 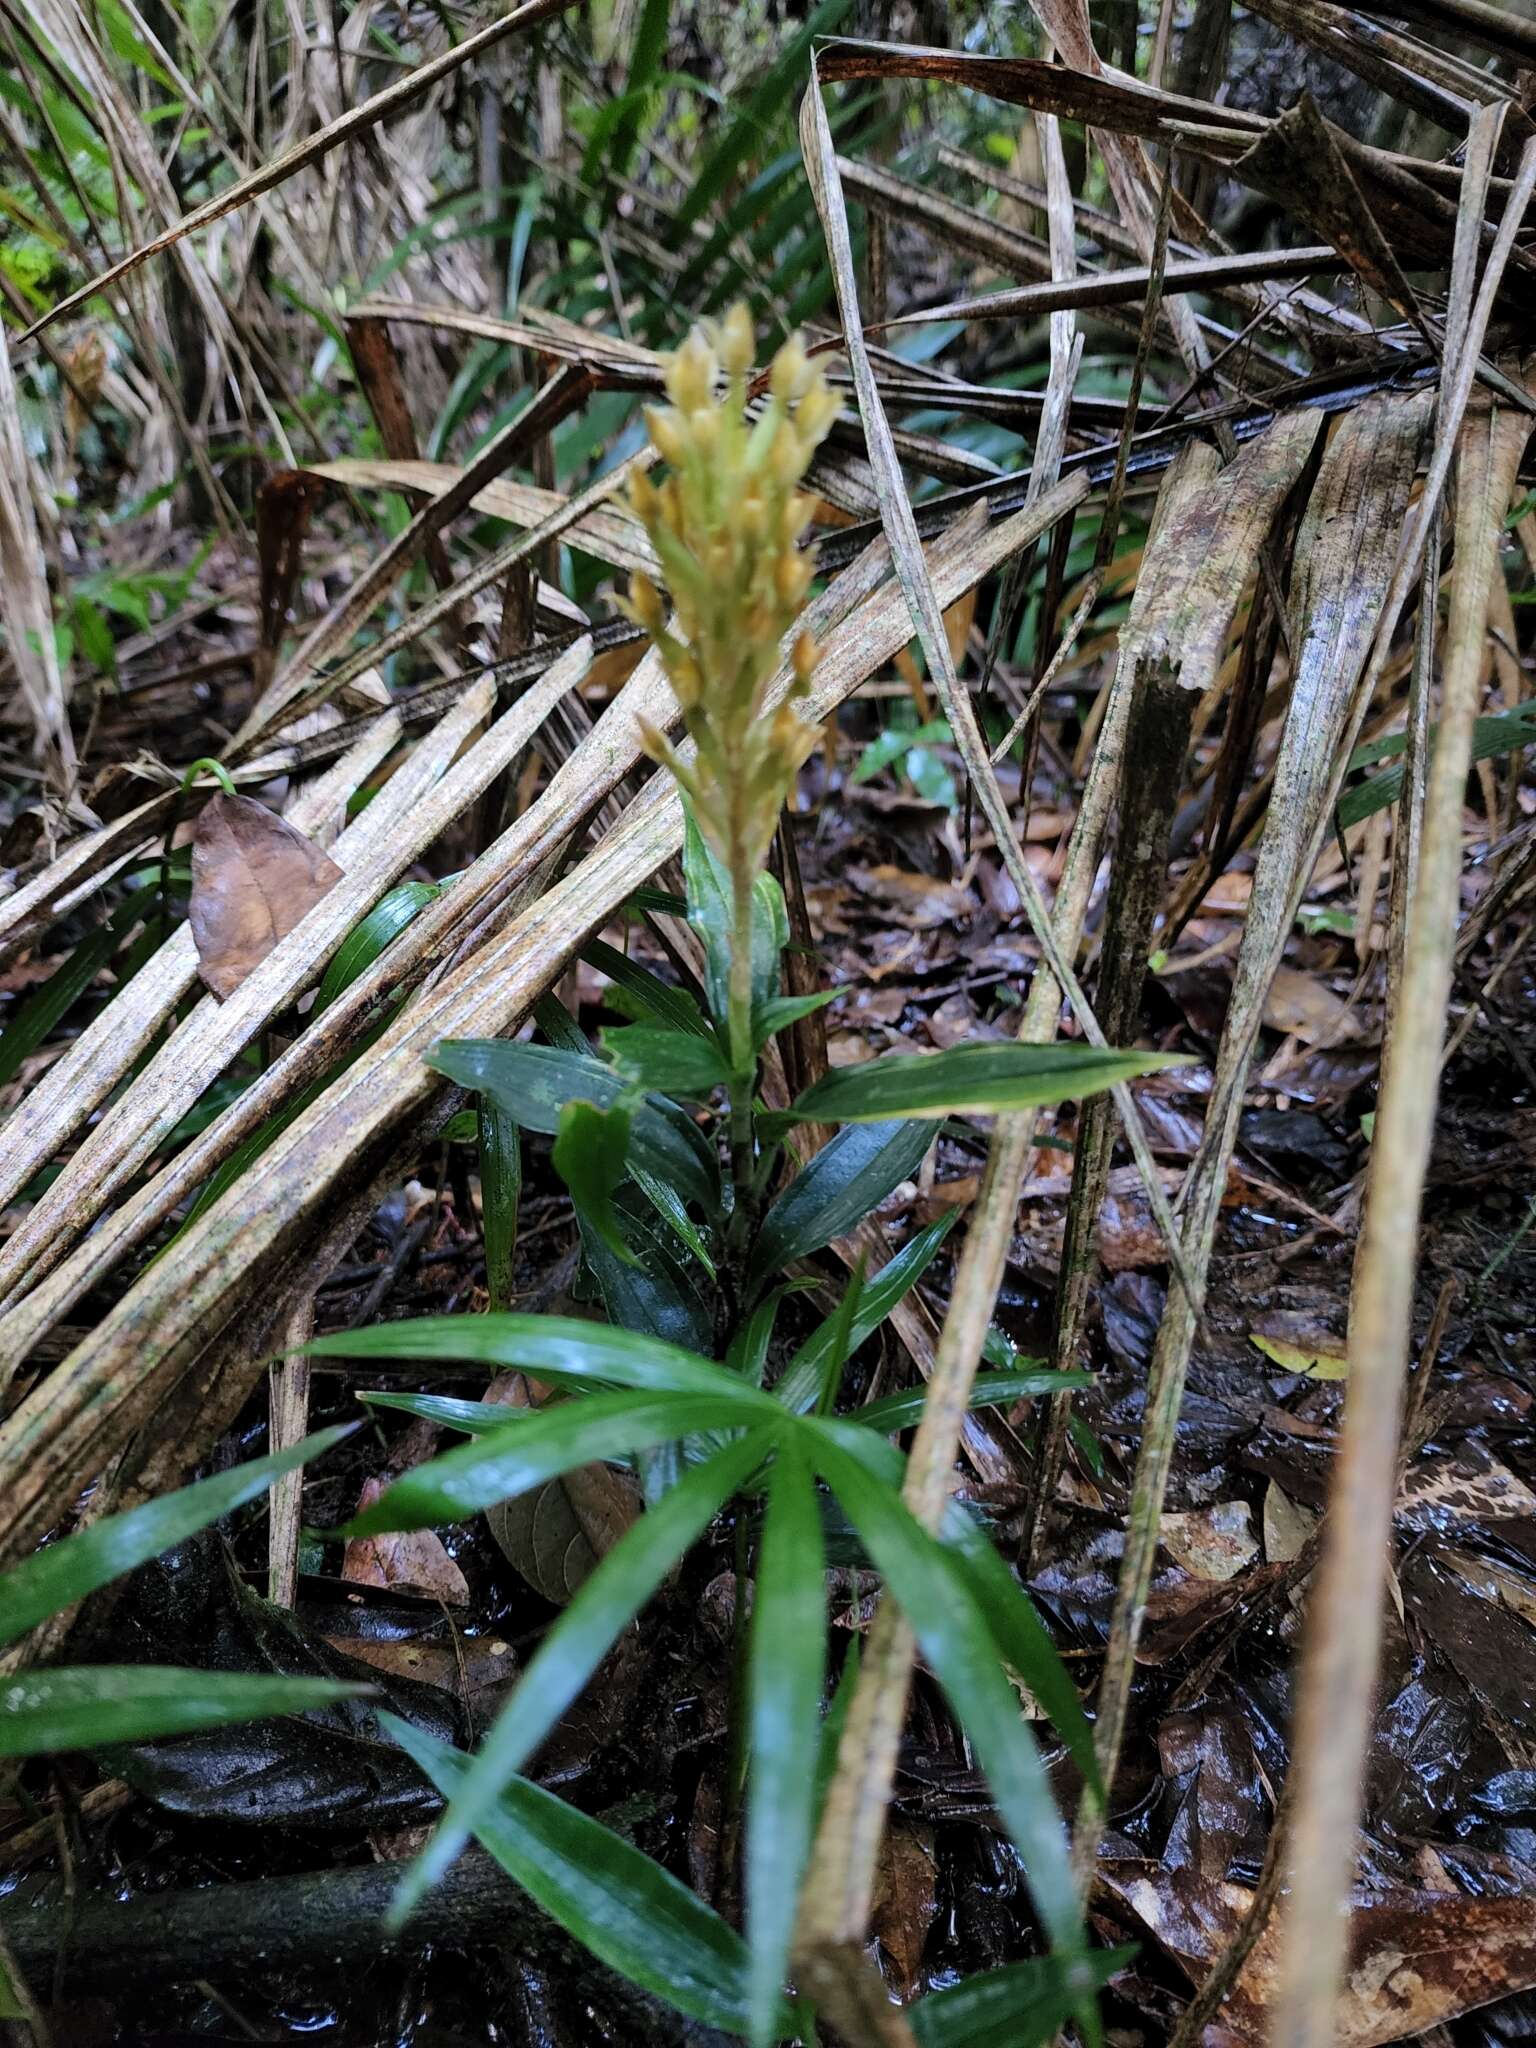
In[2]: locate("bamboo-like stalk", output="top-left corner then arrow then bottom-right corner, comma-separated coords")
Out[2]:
1271,368 -> 1536,2048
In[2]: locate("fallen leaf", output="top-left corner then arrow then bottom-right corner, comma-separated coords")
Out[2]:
343,1478 -> 469,1604
1396,1447 -> 1536,1533
870,1819 -> 939,1998
1250,1331 -> 1349,1380
846,863 -> 975,930
1102,1863 -> 1536,2046
1262,964 -> 1363,1044
188,792 -> 343,999
1263,1482 -> 1318,1564
1160,1501 -> 1259,1582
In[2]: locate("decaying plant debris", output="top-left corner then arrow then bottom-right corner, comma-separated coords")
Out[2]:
4,0 -> 1536,2042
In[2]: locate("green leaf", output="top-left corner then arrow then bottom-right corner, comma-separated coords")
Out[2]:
854,1366 -> 1089,1437
726,1288 -> 791,1388
746,1436 -> 826,2047
674,0 -> 857,230
386,1431 -> 775,1925
0,876 -> 158,1089
342,1392 -> 771,1536
389,1721 -> 766,2036
1339,698 -> 1536,829
581,936 -> 710,1037
0,1666 -> 368,1757
430,1039 -> 717,1215
683,808 -> 787,1035
807,1423 -> 1082,1955
852,719 -> 952,784
773,1212 -> 958,1416
315,880 -> 439,1012
603,1024 -> 731,1098
792,1042 -> 1190,1124
578,1192 -> 718,1359
748,1119 -> 934,1292
752,987 -> 838,1052
555,1096 -> 642,1267
361,1391 -> 526,1436
911,1949 -> 1130,2048
0,1425 -> 354,1646
938,1502 -> 1100,1796
630,1162 -> 718,1280
478,1097 -> 520,1312
309,1312 -> 736,1396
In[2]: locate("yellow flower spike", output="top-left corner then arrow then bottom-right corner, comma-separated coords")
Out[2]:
618,303 -> 837,1077
717,301 -> 754,379
644,406 -> 687,468
668,329 -> 716,413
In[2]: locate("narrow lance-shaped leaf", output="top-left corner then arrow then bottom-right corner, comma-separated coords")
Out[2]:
792,1041 -> 1193,1124
748,1119 -> 934,1292
0,1666 -> 370,1758
603,1024 -> 732,1098
315,878 -> 440,1012
0,1423 -> 354,1646
428,1039 -> 717,1214
341,1391 -> 773,1537
309,1310 -> 738,1396
854,1366 -> 1090,1437
773,1211 -> 958,1416
910,1949 -> 1131,2048
581,934 -> 711,1037
746,1435 -> 827,2046
389,1720 -> 772,2037
807,1423 -> 1083,1956
478,1097 -> 520,1313
387,1430 -> 776,1927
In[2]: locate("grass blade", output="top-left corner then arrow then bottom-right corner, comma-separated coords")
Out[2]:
746,1435 -> 827,2046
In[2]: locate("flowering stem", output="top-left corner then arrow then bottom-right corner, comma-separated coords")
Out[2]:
726,863 -> 759,1258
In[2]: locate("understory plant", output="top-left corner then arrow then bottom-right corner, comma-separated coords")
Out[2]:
313,313 -> 1176,2045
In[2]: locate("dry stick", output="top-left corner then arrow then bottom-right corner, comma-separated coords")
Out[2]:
267,1294 -> 314,1608
1019,165 -> 1186,1567
239,363 -> 595,741
990,150 -> 1173,772
800,64 -> 1199,1318
1023,456 -> 1220,1571
1270,137 -> 1536,2048
18,0 -> 582,345
796,116 -> 1135,2018
243,447 -> 655,740
1070,372 -> 1436,1889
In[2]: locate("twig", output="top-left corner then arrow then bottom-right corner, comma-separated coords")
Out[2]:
1270,121 -> 1535,2048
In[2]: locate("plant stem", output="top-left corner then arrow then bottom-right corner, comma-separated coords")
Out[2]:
726,857 -> 759,1261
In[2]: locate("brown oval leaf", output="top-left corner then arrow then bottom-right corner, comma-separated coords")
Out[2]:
188,792 -> 343,1000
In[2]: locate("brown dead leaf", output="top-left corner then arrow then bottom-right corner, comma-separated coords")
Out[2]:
1262,965 -> 1362,1045
1103,1862 -> 1536,2046
870,1819 -> 939,1998
1160,1501 -> 1259,1582
342,1477 -> 469,1604
846,863 -> 975,930
188,792 -> 343,999
1396,1447 -> 1536,1533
